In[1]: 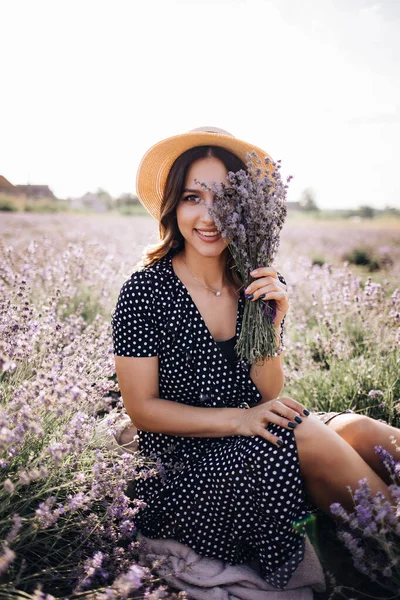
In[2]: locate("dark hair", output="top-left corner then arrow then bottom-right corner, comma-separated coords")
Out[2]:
138,145 -> 246,288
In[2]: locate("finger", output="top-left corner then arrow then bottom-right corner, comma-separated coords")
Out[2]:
269,402 -> 303,425
245,275 -> 279,296
263,409 -> 299,430
277,396 -> 311,417
276,278 -> 287,291
255,425 -> 285,447
246,284 -> 285,294
251,290 -> 287,302
250,267 -> 278,278
246,278 -> 287,299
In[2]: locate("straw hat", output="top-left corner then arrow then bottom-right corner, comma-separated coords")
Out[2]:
135,126 -> 273,221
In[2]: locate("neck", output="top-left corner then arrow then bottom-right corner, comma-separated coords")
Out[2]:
179,246 -> 227,290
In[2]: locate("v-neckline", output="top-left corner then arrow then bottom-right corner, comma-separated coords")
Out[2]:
168,252 -> 243,346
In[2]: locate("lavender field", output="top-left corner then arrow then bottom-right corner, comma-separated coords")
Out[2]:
1,213 -> 400,599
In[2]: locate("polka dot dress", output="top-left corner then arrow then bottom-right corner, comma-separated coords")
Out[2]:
111,248 -> 310,590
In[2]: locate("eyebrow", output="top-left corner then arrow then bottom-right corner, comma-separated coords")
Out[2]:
182,188 -> 203,194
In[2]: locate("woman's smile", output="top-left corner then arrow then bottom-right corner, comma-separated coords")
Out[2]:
194,228 -> 222,243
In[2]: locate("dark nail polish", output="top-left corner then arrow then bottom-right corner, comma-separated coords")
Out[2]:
294,416 -> 303,424
288,421 -> 297,429
303,409 -> 310,416
259,294 -> 266,299
245,293 -> 254,300
276,439 -> 284,447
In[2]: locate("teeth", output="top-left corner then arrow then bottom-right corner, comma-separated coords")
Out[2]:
197,230 -> 219,237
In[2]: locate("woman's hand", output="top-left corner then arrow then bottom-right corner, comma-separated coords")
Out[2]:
234,396 -> 310,446
244,266 -> 288,326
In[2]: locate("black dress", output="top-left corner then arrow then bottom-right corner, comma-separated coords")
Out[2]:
111,249 -> 310,590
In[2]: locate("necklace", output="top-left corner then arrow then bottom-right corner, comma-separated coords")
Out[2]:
180,256 -> 226,297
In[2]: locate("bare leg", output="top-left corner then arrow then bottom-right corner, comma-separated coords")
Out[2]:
326,413 -> 400,485
293,415 -> 394,516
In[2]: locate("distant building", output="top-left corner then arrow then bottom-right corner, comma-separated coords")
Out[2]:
287,201 -> 303,211
0,175 -> 17,194
15,184 -> 56,199
69,192 -> 109,213
0,176 -> 56,199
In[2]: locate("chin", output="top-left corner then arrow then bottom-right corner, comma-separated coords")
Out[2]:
179,227 -> 228,256
192,241 -> 228,259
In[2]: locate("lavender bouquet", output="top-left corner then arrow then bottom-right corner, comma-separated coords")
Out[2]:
197,151 -> 290,363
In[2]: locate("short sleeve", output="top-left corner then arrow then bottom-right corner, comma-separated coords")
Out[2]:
111,272 -> 160,357
276,271 -> 287,346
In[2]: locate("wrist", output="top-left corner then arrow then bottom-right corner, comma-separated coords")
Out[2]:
228,408 -> 246,436
273,323 -> 284,356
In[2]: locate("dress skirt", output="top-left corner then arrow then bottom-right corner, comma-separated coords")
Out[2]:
134,422 -> 310,590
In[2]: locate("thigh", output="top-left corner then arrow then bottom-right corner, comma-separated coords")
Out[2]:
323,412 -> 389,446
313,409 -> 355,426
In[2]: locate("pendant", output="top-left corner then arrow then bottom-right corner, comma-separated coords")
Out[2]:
216,291 -> 221,296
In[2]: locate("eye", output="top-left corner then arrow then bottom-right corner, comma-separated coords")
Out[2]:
182,194 -> 201,203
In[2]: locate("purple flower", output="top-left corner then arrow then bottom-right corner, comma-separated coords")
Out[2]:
195,151 -> 289,362
329,476 -> 400,588
3,478 -> 15,494
74,551 -> 107,592
0,545 -> 16,576
102,564 -> 146,598
375,445 -> 399,481
368,389 -> 384,399
330,502 -> 350,522
6,514 -> 22,544
35,497 -> 59,528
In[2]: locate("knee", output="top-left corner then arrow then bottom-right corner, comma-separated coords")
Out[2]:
292,415 -> 336,474
328,414 -> 378,449
293,413 -> 326,447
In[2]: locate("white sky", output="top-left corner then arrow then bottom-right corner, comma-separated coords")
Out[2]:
1,0 -> 399,209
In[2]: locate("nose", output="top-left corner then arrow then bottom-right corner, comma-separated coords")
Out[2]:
199,193 -> 216,224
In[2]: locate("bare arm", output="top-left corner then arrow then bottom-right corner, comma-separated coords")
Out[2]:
114,343 -> 307,448
244,267 -> 288,403
114,355 -> 243,438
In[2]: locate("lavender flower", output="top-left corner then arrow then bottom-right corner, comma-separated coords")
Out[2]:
74,551 -> 107,592
100,563 -> 147,599
330,475 -> 400,591
3,478 -> 15,494
0,211 -> 399,597
368,389 -> 384,399
375,445 -> 399,482
30,589 -> 56,600
0,545 -> 16,576
6,514 -> 22,544
196,151 -> 290,362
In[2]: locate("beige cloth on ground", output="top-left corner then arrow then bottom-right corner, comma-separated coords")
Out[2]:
138,533 -> 326,600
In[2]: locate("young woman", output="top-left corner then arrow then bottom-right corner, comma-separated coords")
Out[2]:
112,126 -> 398,589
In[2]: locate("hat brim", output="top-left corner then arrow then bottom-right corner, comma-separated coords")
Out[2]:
135,131 -> 274,221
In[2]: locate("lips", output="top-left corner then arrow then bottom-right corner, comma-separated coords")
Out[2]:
195,229 -> 222,242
